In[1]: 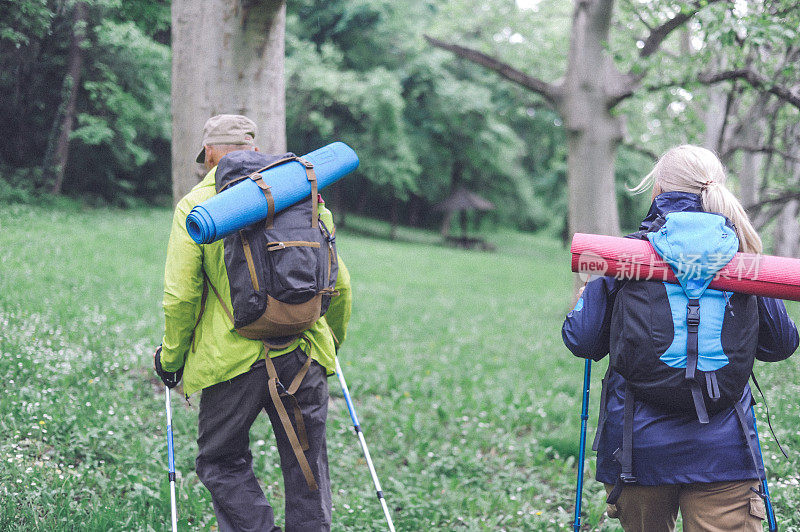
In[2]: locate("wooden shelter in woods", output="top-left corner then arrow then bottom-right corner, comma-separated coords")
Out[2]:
435,186 -> 496,251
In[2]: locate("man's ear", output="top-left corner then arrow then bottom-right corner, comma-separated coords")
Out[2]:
204,145 -> 216,169
253,146 -> 260,152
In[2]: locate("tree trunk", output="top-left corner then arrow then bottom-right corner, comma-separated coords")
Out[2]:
440,210 -> 453,237
561,0 -> 622,237
731,93 -> 771,207
48,1 -> 87,195
171,0 -> 286,203
408,194 -> 421,227
773,199 -> 800,257
390,197 -> 399,240
703,88 -> 729,153
773,144 -> 800,257
426,0 -> 717,240
703,55 -> 731,153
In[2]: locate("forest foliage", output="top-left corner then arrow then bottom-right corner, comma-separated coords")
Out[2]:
2,0 -> 799,238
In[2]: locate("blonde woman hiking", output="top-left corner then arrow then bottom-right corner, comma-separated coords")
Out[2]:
563,145 -> 798,531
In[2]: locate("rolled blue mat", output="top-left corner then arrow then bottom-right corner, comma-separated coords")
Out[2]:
186,142 -> 359,244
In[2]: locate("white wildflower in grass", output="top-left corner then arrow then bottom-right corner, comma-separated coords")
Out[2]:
2,205 -> 799,529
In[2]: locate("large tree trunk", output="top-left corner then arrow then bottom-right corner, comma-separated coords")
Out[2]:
425,0 -> 717,241
171,0 -> 286,202
561,0 -> 622,237
773,141 -> 800,257
47,1 -> 87,195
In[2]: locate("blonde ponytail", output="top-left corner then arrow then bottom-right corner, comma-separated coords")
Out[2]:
701,181 -> 762,254
631,145 -> 763,254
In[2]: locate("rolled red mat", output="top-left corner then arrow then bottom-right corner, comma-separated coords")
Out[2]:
571,233 -> 800,301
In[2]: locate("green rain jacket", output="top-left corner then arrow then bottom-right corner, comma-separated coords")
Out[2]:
161,166 -> 352,397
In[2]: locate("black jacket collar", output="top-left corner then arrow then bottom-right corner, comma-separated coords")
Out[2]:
640,192 -> 703,231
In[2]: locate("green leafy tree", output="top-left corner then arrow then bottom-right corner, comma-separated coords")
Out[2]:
427,0 -> 800,247
287,0 -> 567,235
0,0 -> 171,203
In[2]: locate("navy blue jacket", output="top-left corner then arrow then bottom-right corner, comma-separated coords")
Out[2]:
563,192 -> 799,485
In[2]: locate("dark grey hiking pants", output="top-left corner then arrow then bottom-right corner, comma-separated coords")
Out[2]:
196,348 -> 331,532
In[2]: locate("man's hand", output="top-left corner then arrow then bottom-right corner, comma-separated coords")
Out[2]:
154,345 -> 183,389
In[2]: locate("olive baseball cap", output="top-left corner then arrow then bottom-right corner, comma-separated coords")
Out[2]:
195,114 -> 257,163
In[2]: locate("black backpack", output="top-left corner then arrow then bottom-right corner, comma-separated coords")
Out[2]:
187,150 -> 340,492
210,150 -> 339,345
603,211 -> 762,506
609,212 -> 758,422
610,279 -> 758,420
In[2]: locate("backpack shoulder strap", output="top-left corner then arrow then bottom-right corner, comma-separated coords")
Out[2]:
203,271 -> 234,325
190,272 -> 236,352
733,400 -> 765,482
190,279 -> 209,353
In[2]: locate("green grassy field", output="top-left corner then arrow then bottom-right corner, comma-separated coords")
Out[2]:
1,203 -> 799,531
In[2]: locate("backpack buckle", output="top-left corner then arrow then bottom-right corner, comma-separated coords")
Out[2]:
686,300 -> 700,327
295,157 -> 314,170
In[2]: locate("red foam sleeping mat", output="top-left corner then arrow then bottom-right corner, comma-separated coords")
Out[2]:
570,233 -> 800,301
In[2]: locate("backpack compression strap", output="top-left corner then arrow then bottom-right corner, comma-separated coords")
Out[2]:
217,155 -> 318,229
591,366 -> 612,452
294,157 -> 318,228
264,342 -> 318,491
607,383 -> 636,505
685,298 -> 710,424
733,400 -> 765,484
239,230 -> 261,292
218,166 -> 276,229
254,156 -> 317,227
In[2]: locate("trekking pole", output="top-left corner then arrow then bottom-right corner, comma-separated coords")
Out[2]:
573,359 -> 592,532
164,386 -> 178,532
752,406 -> 777,532
334,357 -> 396,532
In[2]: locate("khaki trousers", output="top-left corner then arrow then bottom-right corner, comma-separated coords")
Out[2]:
604,481 -> 766,532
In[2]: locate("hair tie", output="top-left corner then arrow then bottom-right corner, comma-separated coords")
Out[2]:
701,180 -> 717,192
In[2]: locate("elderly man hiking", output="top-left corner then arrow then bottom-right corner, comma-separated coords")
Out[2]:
154,114 -> 352,531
